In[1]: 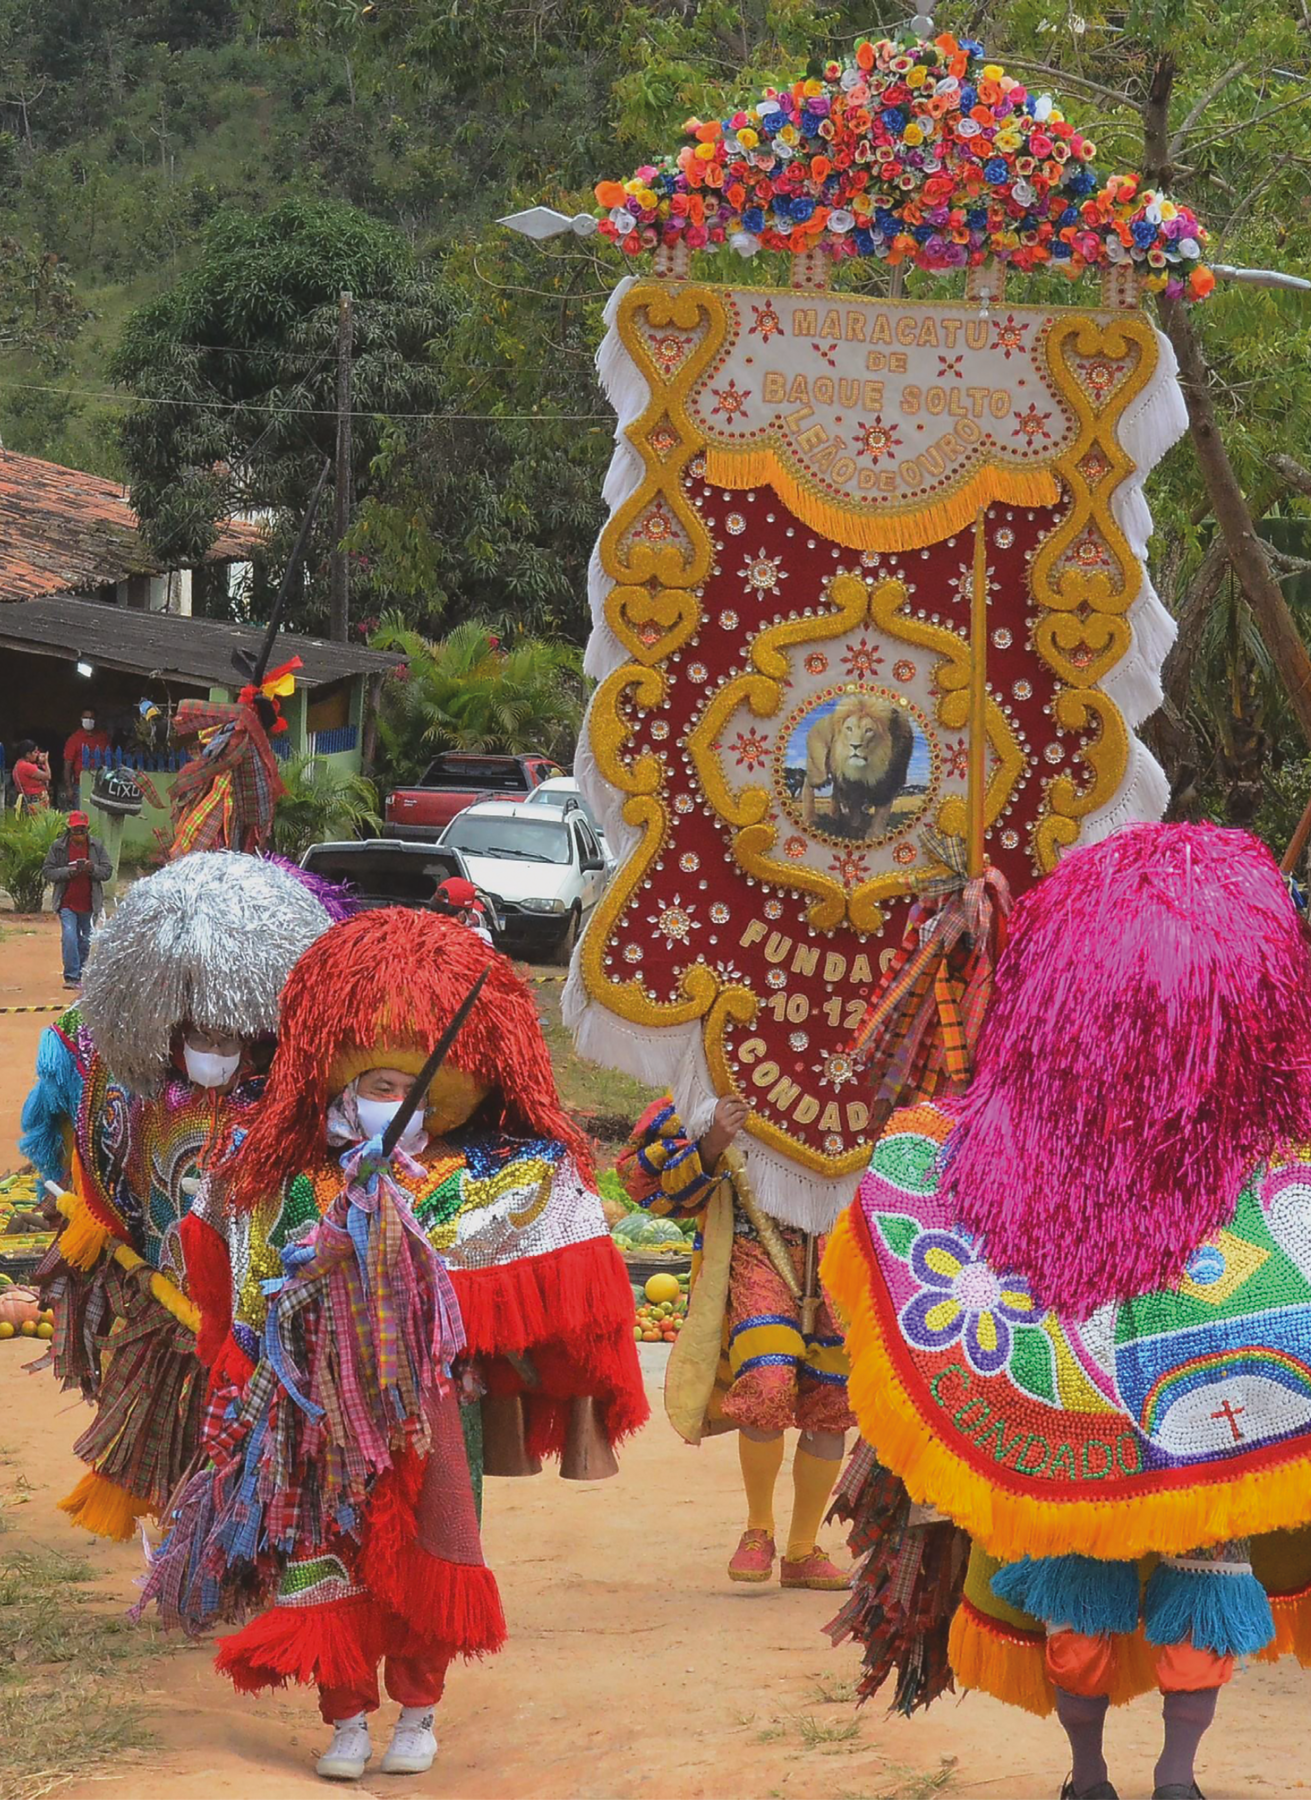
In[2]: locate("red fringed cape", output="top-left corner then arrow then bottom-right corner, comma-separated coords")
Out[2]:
177,1131 -> 646,1696
185,1132 -> 647,1460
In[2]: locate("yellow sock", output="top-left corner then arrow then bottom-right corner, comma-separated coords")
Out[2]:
786,1446 -> 841,1562
738,1432 -> 785,1533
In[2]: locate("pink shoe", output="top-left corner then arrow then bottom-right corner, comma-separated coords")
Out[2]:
779,1547 -> 849,1590
728,1528 -> 776,1583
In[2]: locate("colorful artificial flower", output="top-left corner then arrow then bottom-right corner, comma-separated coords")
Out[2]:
593,31 -> 1211,299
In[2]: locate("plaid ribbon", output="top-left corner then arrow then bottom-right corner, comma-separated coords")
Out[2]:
826,1448 -> 969,1716
68,1262 -> 203,1513
849,831 -> 1011,1132
169,697 -> 284,856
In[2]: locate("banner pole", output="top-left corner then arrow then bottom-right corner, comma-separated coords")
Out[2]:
967,509 -> 989,878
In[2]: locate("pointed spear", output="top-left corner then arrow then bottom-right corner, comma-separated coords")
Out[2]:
232,457 -> 333,688
377,968 -> 491,1160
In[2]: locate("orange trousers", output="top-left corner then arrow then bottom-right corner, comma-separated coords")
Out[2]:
1046,1629 -> 1233,1697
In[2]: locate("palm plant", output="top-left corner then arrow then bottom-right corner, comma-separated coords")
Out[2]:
370,616 -> 586,786
272,755 -> 380,859
0,808 -> 68,913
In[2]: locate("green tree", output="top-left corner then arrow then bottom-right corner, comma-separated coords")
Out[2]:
109,197 -> 444,628
370,618 -> 585,786
0,233 -> 84,365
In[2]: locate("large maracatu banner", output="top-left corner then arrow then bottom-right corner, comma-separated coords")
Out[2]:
548,31 -> 1205,1232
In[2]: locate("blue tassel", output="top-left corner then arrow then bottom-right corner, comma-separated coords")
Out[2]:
19,1024 -> 84,1185
992,1553 -> 1141,1635
1144,1560 -> 1274,1657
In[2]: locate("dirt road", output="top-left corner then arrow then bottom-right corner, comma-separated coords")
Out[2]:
2,912 -> 1307,1799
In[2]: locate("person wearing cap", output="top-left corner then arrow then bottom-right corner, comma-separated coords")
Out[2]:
435,875 -> 495,946
41,811 -> 111,987
62,707 -> 111,805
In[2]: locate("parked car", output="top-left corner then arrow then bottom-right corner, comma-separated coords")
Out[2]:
384,752 -> 563,841
438,801 -> 609,962
299,838 -> 502,936
520,776 -> 617,871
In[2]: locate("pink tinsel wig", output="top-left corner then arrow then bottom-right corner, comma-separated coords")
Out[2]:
226,907 -> 592,1213
942,821 -> 1311,1315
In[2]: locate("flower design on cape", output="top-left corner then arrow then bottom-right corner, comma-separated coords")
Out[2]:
900,1229 -> 1034,1376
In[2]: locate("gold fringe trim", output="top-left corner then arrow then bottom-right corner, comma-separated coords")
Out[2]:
1259,1586 -> 1311,1667
55,1179 -> 112,1272
57,1469 -> 150,1541
54,1186 -> 200,1335
822,1205 -> 1311,1564
949,1600 -> 1160,1717
703,448 -> 1060,553
948,1600 -> 1054,1717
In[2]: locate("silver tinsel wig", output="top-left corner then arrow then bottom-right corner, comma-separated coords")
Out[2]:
80,851 -> 335,1094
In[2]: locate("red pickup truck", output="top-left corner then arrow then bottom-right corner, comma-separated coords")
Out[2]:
383,752 -> 563,840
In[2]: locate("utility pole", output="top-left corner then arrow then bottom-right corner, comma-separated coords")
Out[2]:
329,289 -> 353,644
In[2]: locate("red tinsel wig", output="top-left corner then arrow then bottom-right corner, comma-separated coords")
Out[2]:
226,908 -> 592,1213
942,821 -> 1311,1316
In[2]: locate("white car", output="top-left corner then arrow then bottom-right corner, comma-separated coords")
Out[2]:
521,777 -> 617,870
439,800 -> 609,963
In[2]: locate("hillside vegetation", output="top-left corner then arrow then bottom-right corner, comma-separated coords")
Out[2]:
0,1 -> 1309,833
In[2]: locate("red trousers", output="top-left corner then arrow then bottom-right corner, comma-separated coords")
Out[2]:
318,1653 -> 448,1723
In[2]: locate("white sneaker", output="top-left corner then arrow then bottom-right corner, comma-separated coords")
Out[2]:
380,1706 -> 438,1775
316,1715 -> 372,1781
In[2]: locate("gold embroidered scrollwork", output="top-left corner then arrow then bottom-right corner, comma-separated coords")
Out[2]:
686,574 -> 1025,935
577,663 -> 719,1027
601,284 -> 727,666
1033,313 -> 1159,867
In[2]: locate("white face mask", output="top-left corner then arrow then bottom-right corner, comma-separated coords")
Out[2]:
183,1044 -> 242,1089
355,1094 -> 424,1145
81,717 -> 95,731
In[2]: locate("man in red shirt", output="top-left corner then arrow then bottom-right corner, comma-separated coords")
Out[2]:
63,708 -> 111,805
42,811 -> 111,986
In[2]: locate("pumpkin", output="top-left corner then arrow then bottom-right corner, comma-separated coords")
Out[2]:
0,1286 -> 41,1329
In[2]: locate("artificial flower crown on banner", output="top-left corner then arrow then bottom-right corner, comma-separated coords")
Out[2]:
594,33 -> 1214,300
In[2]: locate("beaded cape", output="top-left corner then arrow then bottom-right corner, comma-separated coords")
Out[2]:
216,1132 -> 602,1363
75,1056 -> 264,1286
824,1101 -> 1311,1564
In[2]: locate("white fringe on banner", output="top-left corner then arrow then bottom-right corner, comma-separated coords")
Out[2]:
568,292 -> 1188,1227
1081,323 -> 1187,843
